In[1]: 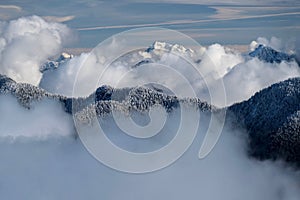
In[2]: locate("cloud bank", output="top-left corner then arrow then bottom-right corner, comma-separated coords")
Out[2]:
0,109 -> 299,200
40,37 -> 300,106
0,94 -> 74,138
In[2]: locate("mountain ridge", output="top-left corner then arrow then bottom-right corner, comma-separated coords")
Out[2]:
1,72 -> 299,165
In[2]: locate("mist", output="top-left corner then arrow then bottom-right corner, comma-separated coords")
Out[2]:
1,108 -> 300,199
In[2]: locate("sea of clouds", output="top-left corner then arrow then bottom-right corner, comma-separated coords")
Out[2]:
0,16 -> 300,200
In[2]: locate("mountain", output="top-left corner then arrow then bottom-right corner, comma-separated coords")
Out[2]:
146,41 -> 195,55
3,43 -> 300,166
272,111 -> 300,163
0,73 -> 212,116
229,77 -> 300,165
2,72 -> 300,166
0,74 -> 69,109
40,52 -> 73,72
132,41 -> 200,68
249,44 -> 296,64
0,74 -> 15,93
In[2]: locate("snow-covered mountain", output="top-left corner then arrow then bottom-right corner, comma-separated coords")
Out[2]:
40,52 -> 73,72
146,41 -> 196,56
129,41 -> 202,69
249,44 -> 296,64
229,77 -> 300,165
0,73 -> 71,105
2,70 -> 300,166
1,73 -> 212,115
1,39 -> 300,169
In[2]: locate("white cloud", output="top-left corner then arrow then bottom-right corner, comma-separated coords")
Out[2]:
0,5 -> 22,11
77,11 -> 300,32
0,15 -> 74,86
40,37 -> 300,107
256,36 -> 283,51
1,107 -> 299,199
0,95 -> 74,138
40,52 -> 90,96
42,15 -> 75,23
222,58 -> 300,105
128,0 -> 300,6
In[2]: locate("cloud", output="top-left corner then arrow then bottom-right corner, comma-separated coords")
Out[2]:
198,38 -> 300,106
0,5 -> 22,11
42,15 -> 75,23
0,4 -> 23,20
222,57 -> 300,105
0,15 -> 74,86
40,52 -> 90,96
76,11 -> 300,31
210,6 -> 245,19
251,37 -> 283,51
1,105 -> 299,199
40,36 -> 300,108
128,0 -> 300,6
0,95 -> 74,138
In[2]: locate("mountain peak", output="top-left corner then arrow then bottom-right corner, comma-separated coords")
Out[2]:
40,52 -> 73,72
146,41 -> 194,55
249,44 -> 295,64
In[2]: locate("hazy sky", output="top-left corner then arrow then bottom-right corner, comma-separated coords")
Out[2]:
0,0 -> 299,47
